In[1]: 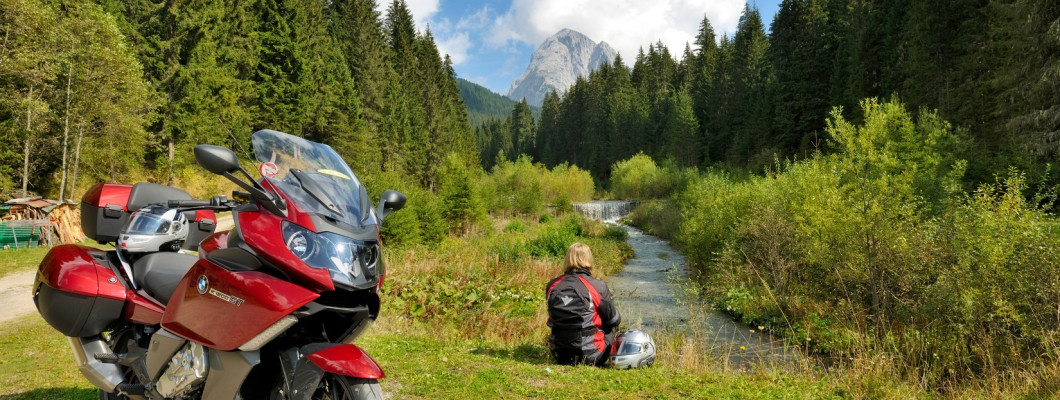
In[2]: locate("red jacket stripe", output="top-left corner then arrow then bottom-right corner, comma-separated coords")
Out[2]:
576,275 -> 606,352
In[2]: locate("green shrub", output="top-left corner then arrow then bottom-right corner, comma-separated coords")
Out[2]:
438,152 -> 486,236
628,199 -> 681,240
599,224 -> 628,241
670,98 -> 1060,385
526,228 -> 576,258
542,163 -> 594,204
482,157 -> 595,217
609,153 -> 693,200
363,171 -> 447,246
503,220 -> 525,233
482,155 -> 544,215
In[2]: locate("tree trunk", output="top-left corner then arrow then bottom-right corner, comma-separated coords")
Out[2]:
168,137 -> 175,185
60,62 -> 73,201
70,118 -> 84,200
21,85 -> 34,198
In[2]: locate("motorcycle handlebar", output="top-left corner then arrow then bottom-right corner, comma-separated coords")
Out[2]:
166,195 -> 243,212
168,199 -> 211,208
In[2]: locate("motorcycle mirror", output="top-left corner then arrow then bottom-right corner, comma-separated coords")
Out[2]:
194,145 -> 241,175
376,190 -> 406,222
193,144 -> 288,217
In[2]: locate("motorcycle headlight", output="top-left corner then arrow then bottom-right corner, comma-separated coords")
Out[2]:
282,222 -> 379,289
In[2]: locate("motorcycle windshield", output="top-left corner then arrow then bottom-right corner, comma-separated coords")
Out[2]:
251,129 -> 373,228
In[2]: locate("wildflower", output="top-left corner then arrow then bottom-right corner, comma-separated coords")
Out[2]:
740,346 -> 746,351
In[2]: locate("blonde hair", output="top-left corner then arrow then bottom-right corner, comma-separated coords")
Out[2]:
563,242 -> 594,274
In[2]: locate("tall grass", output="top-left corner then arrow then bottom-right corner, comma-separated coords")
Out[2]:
380,213 -> 633,344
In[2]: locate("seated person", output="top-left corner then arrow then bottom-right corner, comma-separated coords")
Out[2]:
545,242 -> 621,366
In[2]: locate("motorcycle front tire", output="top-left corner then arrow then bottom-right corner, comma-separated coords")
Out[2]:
268,374 -> 382,400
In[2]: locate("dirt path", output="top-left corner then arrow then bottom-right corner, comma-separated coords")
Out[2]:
0,269 -> 38,324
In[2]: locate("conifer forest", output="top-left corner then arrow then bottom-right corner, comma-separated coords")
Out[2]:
2,0 -> 1057,198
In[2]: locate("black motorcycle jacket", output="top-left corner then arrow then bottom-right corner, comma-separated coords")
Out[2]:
545,269 -> 621,364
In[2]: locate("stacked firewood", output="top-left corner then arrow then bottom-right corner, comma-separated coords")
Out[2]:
1,200 -> 85,245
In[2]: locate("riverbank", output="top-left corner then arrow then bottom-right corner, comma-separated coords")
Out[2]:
607,224 -> 799,370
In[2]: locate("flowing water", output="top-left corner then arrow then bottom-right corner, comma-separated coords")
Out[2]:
573,201 -> 798,368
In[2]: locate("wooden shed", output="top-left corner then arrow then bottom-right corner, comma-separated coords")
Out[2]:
0,198 -> 84,249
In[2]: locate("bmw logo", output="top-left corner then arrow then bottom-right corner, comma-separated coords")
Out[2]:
197,275 -> 209,294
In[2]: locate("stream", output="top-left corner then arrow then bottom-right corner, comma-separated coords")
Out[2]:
574,201 -> 798,368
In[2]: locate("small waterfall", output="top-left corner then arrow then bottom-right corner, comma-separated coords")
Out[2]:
572,201 -> 635,223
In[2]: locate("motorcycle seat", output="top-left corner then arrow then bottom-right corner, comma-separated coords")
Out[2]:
133,252 -> 198,305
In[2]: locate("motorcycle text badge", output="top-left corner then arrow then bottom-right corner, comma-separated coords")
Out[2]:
259,162 -> 279,178
197,275 -> 209,294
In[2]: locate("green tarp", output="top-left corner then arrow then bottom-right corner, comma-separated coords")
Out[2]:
0,222 -> 40,249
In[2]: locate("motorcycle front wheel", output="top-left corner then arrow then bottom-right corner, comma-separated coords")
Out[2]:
268,374 -> 382,400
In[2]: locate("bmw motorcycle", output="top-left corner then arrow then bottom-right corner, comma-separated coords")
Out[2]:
32,129 -> 406,399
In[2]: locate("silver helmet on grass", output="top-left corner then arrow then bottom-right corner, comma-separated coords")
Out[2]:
610,329 -> 656,369
120,204 -> 188,253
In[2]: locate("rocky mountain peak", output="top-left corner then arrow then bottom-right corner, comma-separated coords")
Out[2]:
507,29 -> 617,106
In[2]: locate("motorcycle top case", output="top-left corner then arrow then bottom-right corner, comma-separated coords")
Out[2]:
81,183 -> 133,243
81,182 -> 217,249
33,245 -> 126,337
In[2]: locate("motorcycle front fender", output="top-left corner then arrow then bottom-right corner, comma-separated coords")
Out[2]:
306,343 -> 384,379
274,344 -> 383,400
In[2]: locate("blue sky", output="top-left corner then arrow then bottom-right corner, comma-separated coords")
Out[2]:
381,0 -> 782,96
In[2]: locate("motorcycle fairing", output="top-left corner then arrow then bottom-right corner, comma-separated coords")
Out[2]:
122,290 -> 165,325
235,180 -> 336,293
197,230 -> 230,254
161,258 -> 319,351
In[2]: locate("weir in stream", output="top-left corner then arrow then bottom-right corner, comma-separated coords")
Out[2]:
573,201 -> 797,367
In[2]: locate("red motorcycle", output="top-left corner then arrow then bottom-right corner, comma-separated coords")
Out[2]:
33,129 -> 405,399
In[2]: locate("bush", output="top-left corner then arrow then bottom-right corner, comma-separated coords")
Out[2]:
481,156 -> 595,216
671,98 -> 1060,385
503,220 -> 526,233
541,163 -> 594,205
483,155 -> 544,215
363,171 -> 446,246
381,212 -> 633,343
609,153 -> 691,199
438,153 -> 486,236
628,199 -> 681,240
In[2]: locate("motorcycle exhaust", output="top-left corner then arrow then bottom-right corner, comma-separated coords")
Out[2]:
67,336 -> 124,393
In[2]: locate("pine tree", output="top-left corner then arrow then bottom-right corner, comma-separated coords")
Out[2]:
727,4 -> 771,165
254,0 -> 308,136
769,0 -> 841,156
536,90 -> 562,166
986,0 -> 1060,161
329,0 -> 391,171
510,99 -> 536,157
692,16 -> 719,165
660,87 -> 700,168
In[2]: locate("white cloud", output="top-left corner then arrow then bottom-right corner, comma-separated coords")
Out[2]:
437,32 -> 473,65
485,0 -> 747,61
376,0 -> 441,30
456,6 -> 492,31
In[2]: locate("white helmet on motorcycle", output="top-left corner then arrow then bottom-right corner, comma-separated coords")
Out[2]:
120,204 -> 188,253
610,329 -> 656,369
